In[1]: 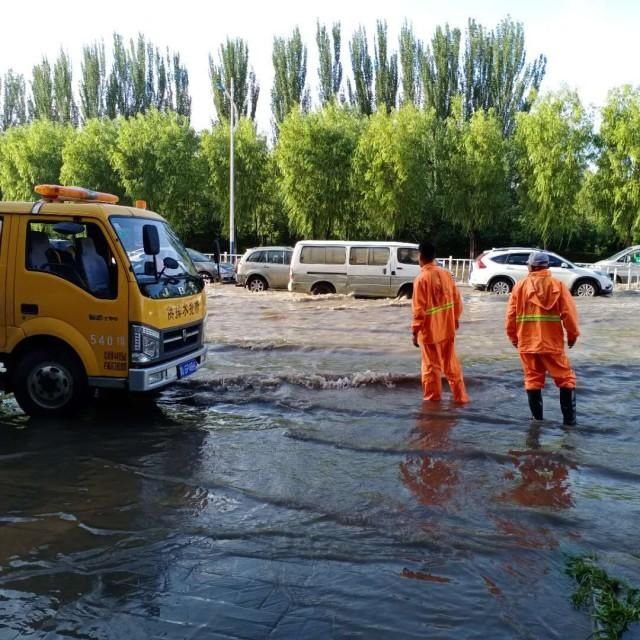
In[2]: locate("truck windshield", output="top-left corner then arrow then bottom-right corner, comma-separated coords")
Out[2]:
110,216 -> 203,299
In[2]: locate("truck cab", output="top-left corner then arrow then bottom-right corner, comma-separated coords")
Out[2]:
0,185 -> 207,417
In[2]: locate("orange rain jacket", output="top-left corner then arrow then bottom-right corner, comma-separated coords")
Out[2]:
505,270 -> 580,353
412,263 -> 463,344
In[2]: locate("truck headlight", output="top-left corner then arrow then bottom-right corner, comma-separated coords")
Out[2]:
131,324 -> 160,363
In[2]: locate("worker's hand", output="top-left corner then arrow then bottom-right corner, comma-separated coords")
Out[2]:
568,338 -> 576,348
412,333 -> 419,348
511,340 -> 518,349
455,320 -> 460,330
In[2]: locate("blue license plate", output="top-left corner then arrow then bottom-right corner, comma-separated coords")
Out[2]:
178,358 -> 198,379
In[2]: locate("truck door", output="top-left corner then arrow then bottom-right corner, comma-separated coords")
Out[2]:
16,217 -> 129,379
347,246 -> 392,296
0,216 -> 6,349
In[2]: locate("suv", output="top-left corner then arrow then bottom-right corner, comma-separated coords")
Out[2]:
236,246 -> 294,292
469,247 -> 613,296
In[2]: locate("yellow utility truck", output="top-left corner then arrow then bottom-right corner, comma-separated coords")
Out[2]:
0,185 -> 207,416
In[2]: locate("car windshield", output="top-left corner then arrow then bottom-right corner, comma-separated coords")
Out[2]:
110,216 -> 203,299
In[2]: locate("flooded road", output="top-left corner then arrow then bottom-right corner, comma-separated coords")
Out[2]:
2,285 -> 640,639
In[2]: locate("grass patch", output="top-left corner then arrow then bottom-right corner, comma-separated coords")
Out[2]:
566,555 -> 640,639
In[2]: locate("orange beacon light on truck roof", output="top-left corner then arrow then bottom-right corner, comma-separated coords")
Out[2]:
34,184 -> 119,204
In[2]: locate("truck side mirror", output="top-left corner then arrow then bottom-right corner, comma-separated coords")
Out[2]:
143,224 -> 160,256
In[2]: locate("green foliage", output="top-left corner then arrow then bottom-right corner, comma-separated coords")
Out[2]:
2,70 -> 27,129
112,109 -> 207,236
53,49 -> 78,126
589,86 -> 640,245
276,104 -> 363,238
271,27 -> 310,130
29,57 -> 54,121
0,120 -> 72,200
353,105 -> 441,238
442,105 -> 509,256
80,42 -> 106,122
514,90 -> 592,248
347,26 -> 374,116
209,38 -> 259,122
399,22 -> 422,106
373,20 -> 398,114
421,24 -> 461,119
316,21 -> 343,106
566,555 -> 640,640
201,118 -> 281,245
60,118 -> 123,199
463,17 -> 546,136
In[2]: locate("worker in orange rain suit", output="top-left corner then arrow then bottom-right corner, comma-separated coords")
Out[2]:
505,251 -> 580,425
412,241 -> 469,403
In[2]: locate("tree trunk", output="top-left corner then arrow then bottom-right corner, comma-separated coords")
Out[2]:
468,229 -> 478,259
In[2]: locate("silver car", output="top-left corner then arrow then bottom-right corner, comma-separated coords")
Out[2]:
593,245 -> 640,284
187,248 -> 235,284
236,246 -> 294,292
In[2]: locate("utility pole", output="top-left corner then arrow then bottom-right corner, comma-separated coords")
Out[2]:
229,77 -> 235,259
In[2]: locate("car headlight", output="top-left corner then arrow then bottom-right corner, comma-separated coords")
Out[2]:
131,324 -> 160,363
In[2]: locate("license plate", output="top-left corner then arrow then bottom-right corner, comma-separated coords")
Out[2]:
178,358 -> 198,379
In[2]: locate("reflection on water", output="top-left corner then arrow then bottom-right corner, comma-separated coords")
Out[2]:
1,286 -> 640,638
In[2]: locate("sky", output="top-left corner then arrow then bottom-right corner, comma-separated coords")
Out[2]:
2,0 -> 639,133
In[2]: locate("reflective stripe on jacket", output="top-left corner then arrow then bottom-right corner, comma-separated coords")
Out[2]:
412,263 -> 462,344
505,270 -> 580,353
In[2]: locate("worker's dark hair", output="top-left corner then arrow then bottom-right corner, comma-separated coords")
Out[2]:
418,241 -> 436,262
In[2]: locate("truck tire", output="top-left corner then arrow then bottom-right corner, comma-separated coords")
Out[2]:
12,347 -> 88,417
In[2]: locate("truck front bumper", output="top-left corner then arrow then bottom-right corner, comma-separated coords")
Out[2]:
128,346 -> 208,392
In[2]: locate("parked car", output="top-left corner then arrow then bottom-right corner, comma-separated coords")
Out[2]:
592,245 -> 640,283
236,246 -> 294,292
288,240 -> 421,298
469,247 -> 613,297
187,248 -> 235,283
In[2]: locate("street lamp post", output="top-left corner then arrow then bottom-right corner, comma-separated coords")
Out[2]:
218,79 -> 239,259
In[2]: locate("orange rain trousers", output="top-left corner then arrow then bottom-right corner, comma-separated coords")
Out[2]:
419,338 -> 469,403
519,352 -> 576,390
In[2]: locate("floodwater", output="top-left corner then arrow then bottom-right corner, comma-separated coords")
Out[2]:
1,285 -> 640,639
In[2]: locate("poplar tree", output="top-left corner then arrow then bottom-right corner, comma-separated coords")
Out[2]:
421,24 -> 461,119
374,20 -> 398,114
399,22 -> 422,106
29,57 -> 55,121
348,26 -> 374,116
80,42 -> 106,121
106,33 -> 131,118
53,49 -> 78,126
316,21 -> 343,105
2,70 -> 27,129
271,27 -> 309,129
172,53 -> 192,119
209,38 -> 259,121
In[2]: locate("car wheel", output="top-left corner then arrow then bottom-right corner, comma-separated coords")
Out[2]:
12,347 -> 88,417
311,282 -> 335,295
489,277 -> 513,295
572,279 -> 598,297
247,275 -> 268,292
396,285 -> 413,300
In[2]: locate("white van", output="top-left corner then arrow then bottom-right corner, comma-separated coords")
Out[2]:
288,240 -> 421,298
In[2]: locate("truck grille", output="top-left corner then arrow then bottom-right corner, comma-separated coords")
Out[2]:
162,322 -> 202,357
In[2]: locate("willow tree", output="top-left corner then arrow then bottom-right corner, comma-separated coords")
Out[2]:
514,90 -> 593,248
276,105 -> 363,238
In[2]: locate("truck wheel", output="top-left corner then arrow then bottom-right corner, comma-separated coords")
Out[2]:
12,347 -> 88,417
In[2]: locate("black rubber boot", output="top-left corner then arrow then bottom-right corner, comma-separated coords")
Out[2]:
560,388 -> 577,425
527,389 -> 543,420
